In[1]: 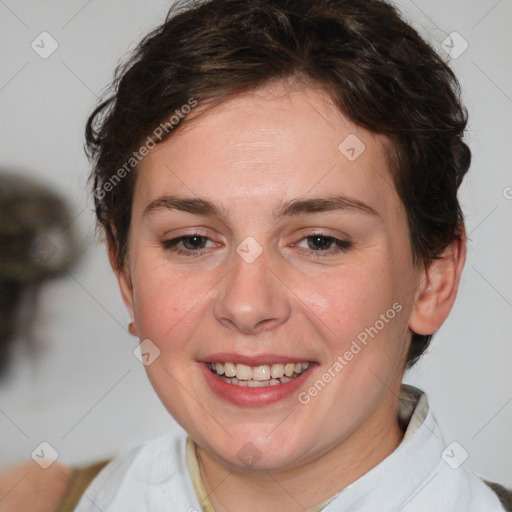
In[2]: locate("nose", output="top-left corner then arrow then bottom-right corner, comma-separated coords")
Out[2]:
214,244 -> 291,335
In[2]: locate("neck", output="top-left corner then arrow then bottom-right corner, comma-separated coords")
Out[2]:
196,392 -> 405,512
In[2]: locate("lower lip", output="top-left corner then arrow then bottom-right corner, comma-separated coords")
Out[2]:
199,362 -> 315,407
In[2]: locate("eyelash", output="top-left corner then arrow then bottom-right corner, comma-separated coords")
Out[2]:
161,233 -> 352,258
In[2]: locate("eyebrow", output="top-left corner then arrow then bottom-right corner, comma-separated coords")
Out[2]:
142,194 -> 379,219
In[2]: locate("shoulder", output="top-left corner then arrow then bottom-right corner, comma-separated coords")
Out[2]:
0,460 -> 72,512
403,447 -> 509,511
399,386 -> 509,511
445,466 -> 509,511
407,428 -> 509,510
74,429 -> 190,512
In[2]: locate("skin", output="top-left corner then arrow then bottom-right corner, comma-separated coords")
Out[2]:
0,462 -> 71,512
115,79 -> 466,512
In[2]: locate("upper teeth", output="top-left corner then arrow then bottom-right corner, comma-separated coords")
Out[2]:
208,362 -> 310,381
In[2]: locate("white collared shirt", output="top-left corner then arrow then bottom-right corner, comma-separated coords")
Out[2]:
74,384 -> 506,511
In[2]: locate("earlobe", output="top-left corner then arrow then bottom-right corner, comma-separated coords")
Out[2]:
117,269 -> 139,337
117,269 -> 136,327
409,226 -> 467,336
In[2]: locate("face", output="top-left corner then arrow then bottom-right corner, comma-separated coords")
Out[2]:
119,80 -> 423,472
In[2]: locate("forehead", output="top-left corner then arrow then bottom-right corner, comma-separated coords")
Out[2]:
135,81 -> 399,220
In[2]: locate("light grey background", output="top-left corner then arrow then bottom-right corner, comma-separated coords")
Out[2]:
0,0 -> 511,487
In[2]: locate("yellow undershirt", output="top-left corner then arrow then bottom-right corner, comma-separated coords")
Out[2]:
185,436 -> 334,512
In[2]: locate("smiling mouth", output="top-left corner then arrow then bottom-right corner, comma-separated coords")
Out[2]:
207,361 -> 311,387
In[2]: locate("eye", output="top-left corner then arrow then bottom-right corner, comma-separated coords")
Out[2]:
162,234 -> 217,256
161,232 -> 352,258
295,233 -> 352,256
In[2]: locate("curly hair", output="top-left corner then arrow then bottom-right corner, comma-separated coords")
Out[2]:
85,0 -> 471,368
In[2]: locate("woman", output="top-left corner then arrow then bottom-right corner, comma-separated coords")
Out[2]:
19,0 -> 512,510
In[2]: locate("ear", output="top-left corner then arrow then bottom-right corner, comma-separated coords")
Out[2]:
409,225 -> 466,336
107,240 -> 138,337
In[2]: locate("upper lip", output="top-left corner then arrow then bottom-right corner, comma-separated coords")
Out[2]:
199,352 -> 314,366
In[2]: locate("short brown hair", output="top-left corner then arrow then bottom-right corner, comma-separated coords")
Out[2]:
85,0 -> 471,368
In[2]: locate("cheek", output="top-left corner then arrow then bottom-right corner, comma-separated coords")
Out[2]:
130,258 -> 210,351
311,260 -> 395,329
304,259 -> 408,368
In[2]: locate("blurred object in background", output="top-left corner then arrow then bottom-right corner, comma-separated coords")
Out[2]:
0,171 -> 83,380
0,171 -> 107,511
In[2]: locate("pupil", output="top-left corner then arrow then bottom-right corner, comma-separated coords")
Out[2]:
309,235 -> 332,251
184,235 -> 205,250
